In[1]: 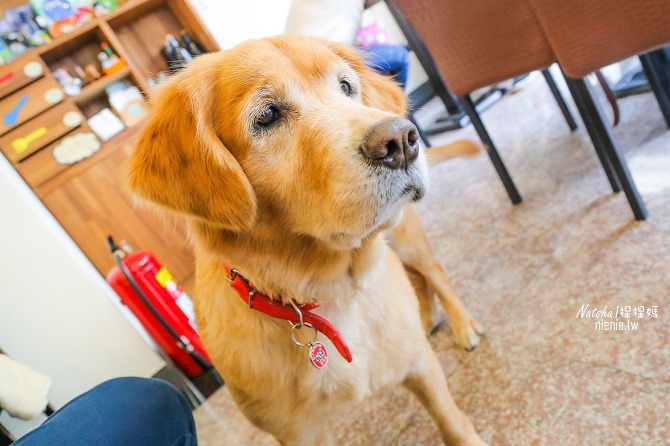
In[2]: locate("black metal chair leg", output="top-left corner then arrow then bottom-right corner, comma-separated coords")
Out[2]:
408,112 -> 431,147
568,77 -> 648,221
459,95 -> 522,204
563,75 -> 622,193
639,50 -> 670,128
541,68 -> 578,131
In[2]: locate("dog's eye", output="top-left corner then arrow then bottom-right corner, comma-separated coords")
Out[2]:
340,80 -> 352,96
257,106 -> 280,127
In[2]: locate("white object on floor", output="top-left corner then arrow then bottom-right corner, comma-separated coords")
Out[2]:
0,354 -> 52,420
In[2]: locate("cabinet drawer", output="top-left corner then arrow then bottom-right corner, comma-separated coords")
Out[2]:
0,55 -> 46,100
0,77 -> 64,136
17,128 -> 101,188
0,102 -> 83,163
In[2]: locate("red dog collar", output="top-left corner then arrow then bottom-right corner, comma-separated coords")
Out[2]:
223,264 -> 353,363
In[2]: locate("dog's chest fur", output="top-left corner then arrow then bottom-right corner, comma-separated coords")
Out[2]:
193,242 -> 426,431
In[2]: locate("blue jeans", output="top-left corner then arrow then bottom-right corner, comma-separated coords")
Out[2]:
13,377 -> 196,446
362,44 -> 410,89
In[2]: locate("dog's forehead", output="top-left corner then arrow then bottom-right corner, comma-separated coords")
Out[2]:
227,37 -> 351,85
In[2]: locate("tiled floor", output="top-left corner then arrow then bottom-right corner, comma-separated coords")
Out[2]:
193,71 -> 670,445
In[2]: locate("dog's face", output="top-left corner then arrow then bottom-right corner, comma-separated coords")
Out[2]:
128,36 -> 427,250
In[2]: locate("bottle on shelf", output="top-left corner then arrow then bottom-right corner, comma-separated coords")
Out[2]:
161,34 -> 193,74
179,31 -> 205,56
98,41 -> 127,75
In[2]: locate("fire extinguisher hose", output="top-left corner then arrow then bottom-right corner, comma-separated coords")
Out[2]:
107,236 -> 218,375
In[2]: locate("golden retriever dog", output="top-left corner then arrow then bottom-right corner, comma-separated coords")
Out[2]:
128,35 -> 485,445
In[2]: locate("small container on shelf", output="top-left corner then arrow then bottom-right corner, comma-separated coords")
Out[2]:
105,80 -> 146,127
87,107 -> 125,141
98,41 -> 126,75
82,62 -> 101,82
53,67 -> 82,96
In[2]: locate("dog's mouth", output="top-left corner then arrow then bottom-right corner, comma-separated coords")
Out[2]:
402,184 -> 425,202
324,181 -> 424,250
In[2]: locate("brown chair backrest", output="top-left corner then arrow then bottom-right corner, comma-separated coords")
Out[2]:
530,0 -> 670,78
390,0 -> 556,96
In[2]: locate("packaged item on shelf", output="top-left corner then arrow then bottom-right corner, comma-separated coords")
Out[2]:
42,0 -> 76,22
106,81 -> 147,127
89,0 -> 118,16
52,67 -> 82,95
2,32 -> 30,58
31,0 -> 96,37
7,6 -> 52,47
87,107 -> 125,141
0,38 -> 13,64
0,8 -> 38,56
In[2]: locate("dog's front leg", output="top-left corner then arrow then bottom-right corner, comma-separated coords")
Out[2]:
390,206 -> 484,350
403,347 -> 486,445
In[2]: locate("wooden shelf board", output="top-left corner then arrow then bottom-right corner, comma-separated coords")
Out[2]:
106,0 -> 169,29
70,66 -> 132,104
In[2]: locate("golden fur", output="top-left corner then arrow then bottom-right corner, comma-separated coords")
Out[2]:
128,35 -> 485,445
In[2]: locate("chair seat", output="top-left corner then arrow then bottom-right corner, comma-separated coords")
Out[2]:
392,0 -> 555,95
530,0 -> 670,77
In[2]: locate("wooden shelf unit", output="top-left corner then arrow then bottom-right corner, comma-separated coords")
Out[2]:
0,0 -> 219,296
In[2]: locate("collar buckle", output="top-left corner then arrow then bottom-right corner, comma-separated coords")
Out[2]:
225,268 -> 239,284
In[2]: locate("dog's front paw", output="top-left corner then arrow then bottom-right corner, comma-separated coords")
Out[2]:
451,316 -> 485,351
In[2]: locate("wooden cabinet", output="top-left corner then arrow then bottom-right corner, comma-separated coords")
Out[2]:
0,0 -> 219,297
41,142 -> 196,293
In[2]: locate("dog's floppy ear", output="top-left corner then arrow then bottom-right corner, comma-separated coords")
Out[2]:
127,58 -> 257,230
327,41 -> 408,116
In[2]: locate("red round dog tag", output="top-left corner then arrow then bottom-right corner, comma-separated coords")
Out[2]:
309,342 -> 328,369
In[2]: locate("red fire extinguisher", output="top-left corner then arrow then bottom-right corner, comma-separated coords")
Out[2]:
106,236 -> 218,379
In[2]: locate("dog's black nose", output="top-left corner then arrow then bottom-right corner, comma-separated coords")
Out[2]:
361,118 -> 419,170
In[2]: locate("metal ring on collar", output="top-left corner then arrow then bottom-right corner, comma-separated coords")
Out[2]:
290,322 -> 317,347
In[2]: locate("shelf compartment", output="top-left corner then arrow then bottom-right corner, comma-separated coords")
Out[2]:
108,2 -> 184,80
40,25 -> 128,94
36,0 -> 135,57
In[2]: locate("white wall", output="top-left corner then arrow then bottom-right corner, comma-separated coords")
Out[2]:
188,0 -> 428,92
189,0 -> 293,49
0,155 -> 164,439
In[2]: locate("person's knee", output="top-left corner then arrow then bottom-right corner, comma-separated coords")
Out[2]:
98,377 -> 191,418
15,377 -> 196,446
